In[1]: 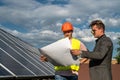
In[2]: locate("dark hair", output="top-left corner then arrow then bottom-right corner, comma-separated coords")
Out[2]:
89,20 -> 105,31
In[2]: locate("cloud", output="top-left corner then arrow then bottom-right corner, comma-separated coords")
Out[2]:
106,32 -> 120,41
0,0 -> 40,9
107,18 -> 120,27
0,0 -> 120,31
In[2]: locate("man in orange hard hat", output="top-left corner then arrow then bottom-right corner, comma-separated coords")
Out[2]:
40,21 -> 87,80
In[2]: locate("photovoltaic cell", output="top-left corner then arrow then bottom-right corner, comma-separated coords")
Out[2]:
0,64 -> 13,77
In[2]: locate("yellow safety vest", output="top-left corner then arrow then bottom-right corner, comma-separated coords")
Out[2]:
71,38 -> 81,50
54,38 -> 81,71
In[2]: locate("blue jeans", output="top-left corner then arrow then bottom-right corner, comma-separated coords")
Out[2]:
55,75 -> 78,80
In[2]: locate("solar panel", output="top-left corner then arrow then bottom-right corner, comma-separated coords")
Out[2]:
0,28 -> 55,79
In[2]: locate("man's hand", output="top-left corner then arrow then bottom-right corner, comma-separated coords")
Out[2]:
72,70 -> 78,75
80,58 -> 88,64
70,49 -> 82,56
40,55 -> 48,62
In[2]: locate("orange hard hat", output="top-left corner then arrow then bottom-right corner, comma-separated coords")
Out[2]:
61,22 -> 73,32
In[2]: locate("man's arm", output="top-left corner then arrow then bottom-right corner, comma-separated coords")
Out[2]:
81,39 -> 112,59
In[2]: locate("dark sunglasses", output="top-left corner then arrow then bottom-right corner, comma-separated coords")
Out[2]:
91,30 -> 97,34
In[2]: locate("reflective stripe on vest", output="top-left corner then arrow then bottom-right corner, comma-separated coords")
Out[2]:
54,38 -> 80,71
54,64 -> 79,71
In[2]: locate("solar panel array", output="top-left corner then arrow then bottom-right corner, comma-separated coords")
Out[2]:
0,28 -> 55,79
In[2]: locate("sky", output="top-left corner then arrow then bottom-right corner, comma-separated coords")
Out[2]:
0,0 -> 120,58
